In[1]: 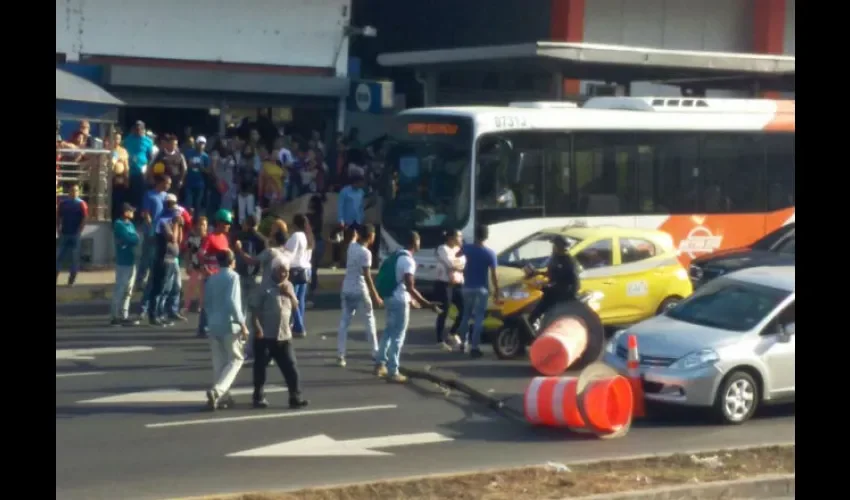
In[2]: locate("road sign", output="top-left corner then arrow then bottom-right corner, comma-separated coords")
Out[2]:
77,386 -> 287,404
56,346 -> 154,361
228,432 -> 453,457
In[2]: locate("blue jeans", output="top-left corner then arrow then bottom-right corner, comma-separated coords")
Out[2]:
156,260 -> 182,317
310,239 -> 325,294
136,234 -> 156,288
291,268 -> 311,334
111,265 -> 137,319
376,297 -> 410,375
56,234 -> 81,278
458,287 -> 490,350
184,185 -> 205,216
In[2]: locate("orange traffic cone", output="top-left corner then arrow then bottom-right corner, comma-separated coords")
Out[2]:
626,334 -> 646,418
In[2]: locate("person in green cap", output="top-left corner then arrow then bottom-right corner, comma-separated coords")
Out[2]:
196,208 -> 234,338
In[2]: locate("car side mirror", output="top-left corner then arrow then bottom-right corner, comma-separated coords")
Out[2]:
778,322 -> 794,343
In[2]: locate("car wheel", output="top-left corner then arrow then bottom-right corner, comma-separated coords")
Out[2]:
656,296 -> 682,315
713,371 -> 760,425
493,327 -> 526,360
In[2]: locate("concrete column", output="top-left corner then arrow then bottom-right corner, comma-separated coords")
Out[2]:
550,0 -> 585,96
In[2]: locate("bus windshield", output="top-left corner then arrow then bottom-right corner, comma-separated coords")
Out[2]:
381,116 -> 473,248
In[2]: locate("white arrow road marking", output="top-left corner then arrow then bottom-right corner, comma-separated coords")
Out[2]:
56,371 -> 106,378
228,431 -> 454,457
77,386 -> 287,405
56,346 -> 154,361
146,404 -> 398,429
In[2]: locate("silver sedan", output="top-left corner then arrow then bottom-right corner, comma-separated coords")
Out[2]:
603,266 -> 795,425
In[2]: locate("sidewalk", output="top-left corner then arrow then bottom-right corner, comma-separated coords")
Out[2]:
56,267 -> 367,304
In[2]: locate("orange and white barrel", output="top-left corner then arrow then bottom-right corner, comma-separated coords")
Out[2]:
523,374 -> 633,436
529,317 -> 589,376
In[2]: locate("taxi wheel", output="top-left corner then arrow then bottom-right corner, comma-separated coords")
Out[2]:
493,327 -> 526,360
713,370 -> 760,425
656,296 -> 682,315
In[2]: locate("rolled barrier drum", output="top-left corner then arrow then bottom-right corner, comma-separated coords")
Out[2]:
529,318 -> 588,376
524,362 -> 634,439
529,300 -> 606,376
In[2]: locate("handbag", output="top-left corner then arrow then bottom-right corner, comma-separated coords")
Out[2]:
289,267 -> 308,285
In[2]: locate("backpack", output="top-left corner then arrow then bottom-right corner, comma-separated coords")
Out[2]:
375,251 -> 404,300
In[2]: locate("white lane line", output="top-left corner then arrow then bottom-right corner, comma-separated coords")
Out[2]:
56,371 -> 106,378
146,404 -> 398,429
78,386 -> 287,405
56,346 -> 154,361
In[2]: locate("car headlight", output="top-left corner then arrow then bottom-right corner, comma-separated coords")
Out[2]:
500,285 -> 530,300
605,328 -> 627,354
668,348 -> 719,371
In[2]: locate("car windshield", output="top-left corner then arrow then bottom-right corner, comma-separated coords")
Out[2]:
666,277 -> 791,331
497,232 -> 582,268
751,223 -> 795,251
381,117 -> 473,249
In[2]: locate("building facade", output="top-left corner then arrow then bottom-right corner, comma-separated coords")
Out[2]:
354,0 -> 795,105
57,0 -> 354,136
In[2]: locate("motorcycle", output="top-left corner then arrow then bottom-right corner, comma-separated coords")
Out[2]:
490,278 -> 604,360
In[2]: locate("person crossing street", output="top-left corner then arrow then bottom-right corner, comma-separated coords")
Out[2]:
336,224 -> 383,367
204,249 -> 249,410
250,257 -> 309,409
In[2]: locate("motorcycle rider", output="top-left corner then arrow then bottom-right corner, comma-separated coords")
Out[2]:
524,235 -> 581,329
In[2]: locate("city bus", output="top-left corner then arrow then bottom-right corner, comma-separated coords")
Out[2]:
378,97 -> 795,285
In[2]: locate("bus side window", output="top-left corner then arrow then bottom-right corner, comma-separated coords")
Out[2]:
765,133 -> 795,211
572,133 -> 639,215
699,134 -> 766,213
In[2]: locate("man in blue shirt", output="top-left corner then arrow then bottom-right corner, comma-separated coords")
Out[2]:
456,224 -> 502,358
111,203 -> 140,326
122,121 -> 155,209
337,174 -> 366,231
183,135 -> 210,217
56,183 -> 88,286
137,176 -> 170,299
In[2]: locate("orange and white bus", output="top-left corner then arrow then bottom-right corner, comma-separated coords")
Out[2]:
378,97 -> 795,284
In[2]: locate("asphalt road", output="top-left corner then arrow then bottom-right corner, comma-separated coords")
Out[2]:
56,307 -> 795,500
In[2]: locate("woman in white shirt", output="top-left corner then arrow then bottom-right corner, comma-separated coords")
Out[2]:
285,214 -> 314,337
434,229 -> 466,351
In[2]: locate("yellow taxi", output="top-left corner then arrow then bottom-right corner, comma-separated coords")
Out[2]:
449,226 -> 693,331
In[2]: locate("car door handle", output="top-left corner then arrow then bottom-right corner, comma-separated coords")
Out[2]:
602,280 -> 614,285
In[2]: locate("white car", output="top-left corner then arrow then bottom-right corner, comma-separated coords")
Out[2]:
603,266 -> 795,424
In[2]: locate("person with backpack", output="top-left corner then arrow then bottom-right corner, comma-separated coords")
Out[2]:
336,224 -> 383,367
374,230 -> 441,383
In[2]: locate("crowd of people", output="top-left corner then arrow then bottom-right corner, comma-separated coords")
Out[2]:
57,116 -> 575,409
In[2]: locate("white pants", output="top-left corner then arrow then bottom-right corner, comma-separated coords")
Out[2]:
337,292 -> 378,358
209,334 -> 245,395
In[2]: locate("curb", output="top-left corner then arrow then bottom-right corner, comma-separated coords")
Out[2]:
570,473 -> 794,499
55,274 -> 349,304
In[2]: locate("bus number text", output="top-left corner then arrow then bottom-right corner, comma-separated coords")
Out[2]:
494,116 -> 529,129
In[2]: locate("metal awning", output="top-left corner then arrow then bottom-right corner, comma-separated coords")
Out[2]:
56,69 -> 126,106
378,41 -> 795,91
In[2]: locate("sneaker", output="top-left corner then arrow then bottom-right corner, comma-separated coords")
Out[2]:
374,364 -> 388,378
149,317 -> 165,327
387,373 -> 408,384
158,317 -> 174,327
449,334 -> 462,347
437,342 -> 453,352
205,389 -> 219,411
336,356 -> 347,367
470,349 -> 484,359
110,318 -> 122,327
289,398 -> 309,409
459,343 -> 468,354
293,331 -> 307,339
121,317 -> 140,327
253,399 -> 269,409
168,313 -> 188,322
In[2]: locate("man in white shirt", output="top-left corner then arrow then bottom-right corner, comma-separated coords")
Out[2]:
374,231 -> 440,383
336,224 -> 383,367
